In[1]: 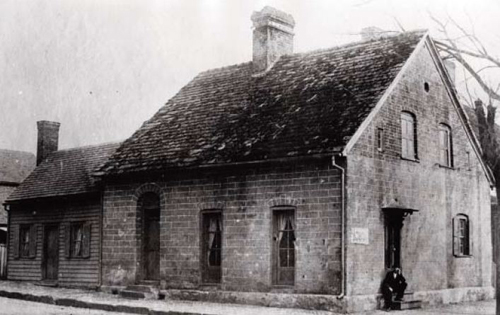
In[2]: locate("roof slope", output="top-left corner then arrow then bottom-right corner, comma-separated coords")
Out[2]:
100,31 -> 426,176
0,149 -> 35,184
7,143 -> 120,202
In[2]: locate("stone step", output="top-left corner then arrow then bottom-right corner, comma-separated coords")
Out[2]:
125,285 -> 155,293
392,299 -> 422,310
119,290 -> 147,300
120,285 -> 159,300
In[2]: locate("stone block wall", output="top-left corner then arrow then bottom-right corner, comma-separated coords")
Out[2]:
345,41 -> 492,297
102,160 -> 342,294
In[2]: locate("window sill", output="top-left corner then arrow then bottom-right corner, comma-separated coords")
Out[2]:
400,156 -> 420,163
438,164 -> 455,170
453,254 -> 472,258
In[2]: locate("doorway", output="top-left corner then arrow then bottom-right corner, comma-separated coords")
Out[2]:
385,216 -> 402,269
141,193 -> 160,281
273,209 -> 296,285
201,211 -> 222,283
43,225 -> 59,281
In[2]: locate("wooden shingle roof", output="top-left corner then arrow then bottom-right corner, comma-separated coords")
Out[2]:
98,31 -> 426,176
6,143 -> 119,202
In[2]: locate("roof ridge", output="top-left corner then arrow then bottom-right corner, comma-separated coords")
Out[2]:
56,141 -> 122,153
289,29 -> 427,58
195,29 -> 427,77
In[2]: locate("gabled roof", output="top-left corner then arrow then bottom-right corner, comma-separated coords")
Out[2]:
0,149 -> 35,184
6,143 -> 120,202
99,31 -> 426,176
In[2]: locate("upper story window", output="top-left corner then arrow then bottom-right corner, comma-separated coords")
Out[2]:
377,127 -> 384,152
453,214 -> 470,257
439,124 -> 453,167
401,112 -> 417,160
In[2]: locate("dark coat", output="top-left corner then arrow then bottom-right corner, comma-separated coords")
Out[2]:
383,270 -> 406,290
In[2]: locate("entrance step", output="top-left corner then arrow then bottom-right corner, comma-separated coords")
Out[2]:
119,285 -> 159,300
392,299 -> 422,310
391,293 -> 422,311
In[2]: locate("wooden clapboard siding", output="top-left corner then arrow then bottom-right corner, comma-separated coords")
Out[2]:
7,196 -> 101,287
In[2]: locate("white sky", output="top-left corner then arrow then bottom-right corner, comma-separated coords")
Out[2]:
1,0 -> 499,153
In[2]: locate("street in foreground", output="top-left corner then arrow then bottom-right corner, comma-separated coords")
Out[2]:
0,296 -> 495,315
0,296 -> 129,315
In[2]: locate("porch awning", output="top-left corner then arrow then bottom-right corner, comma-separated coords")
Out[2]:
382,205 -> 419,216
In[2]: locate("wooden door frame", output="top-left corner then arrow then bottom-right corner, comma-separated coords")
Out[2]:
42,223 -> 60,281
200,210 -> 223,284
141,205 -> 160,281
271,207 -> 296,286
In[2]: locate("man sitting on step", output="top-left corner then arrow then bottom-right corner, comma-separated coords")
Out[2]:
382,268 -> 407,311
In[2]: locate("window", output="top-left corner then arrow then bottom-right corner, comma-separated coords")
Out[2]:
16,224 -> 36,259
65,222 -> 91,258
20,225 -> 31,258
377,128 -> 384,151
201,211 -> 222,283
273,208 -> 295,285
453,214 -> 470,256
466,152 -> 471,170
401,112 -> 417,160
439,124 -> 453,167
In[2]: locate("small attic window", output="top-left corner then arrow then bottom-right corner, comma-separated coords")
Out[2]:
424,82 -> 430,92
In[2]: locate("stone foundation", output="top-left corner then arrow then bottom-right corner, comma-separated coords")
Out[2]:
100,285 -> 493,313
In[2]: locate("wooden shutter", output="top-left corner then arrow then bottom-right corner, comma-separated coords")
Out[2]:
82,223 -> 91,258
29,224 -> 37,258
12,225 -> 19,259
64,223 -> 71,258
453,216 -> 460,256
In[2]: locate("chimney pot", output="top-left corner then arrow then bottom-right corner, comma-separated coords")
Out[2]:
36,121 -> 60,165
251,6 -> 295,73
361,27 -> 386,41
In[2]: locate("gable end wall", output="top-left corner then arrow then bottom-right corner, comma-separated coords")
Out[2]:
345,43 -> 492,297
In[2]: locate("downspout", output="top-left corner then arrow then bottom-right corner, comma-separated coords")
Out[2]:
99,191 -> 103,288
331,154 -> 346,299
4,203 -> 10,280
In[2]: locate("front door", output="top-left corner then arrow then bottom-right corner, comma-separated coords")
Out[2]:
385,216 -> 402,269
43,225 -> 59,280
143,204 -> 160,280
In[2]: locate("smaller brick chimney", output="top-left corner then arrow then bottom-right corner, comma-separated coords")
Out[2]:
36,121 -> 60,165
251,6 -> 295,72
360,27 -> 386,41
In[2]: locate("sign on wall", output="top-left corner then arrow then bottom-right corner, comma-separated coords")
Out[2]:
351,227 -> 370,245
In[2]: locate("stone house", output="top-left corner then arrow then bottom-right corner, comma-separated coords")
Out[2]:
5,7 -> 495,313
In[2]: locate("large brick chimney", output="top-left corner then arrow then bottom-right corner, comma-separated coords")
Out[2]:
251,6 -> 295,73
36,121 -> 60,165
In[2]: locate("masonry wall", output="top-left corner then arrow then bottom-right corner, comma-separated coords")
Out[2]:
102,161 -> 342,294
7,197 -> 101,287
345,42 -> 492,297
